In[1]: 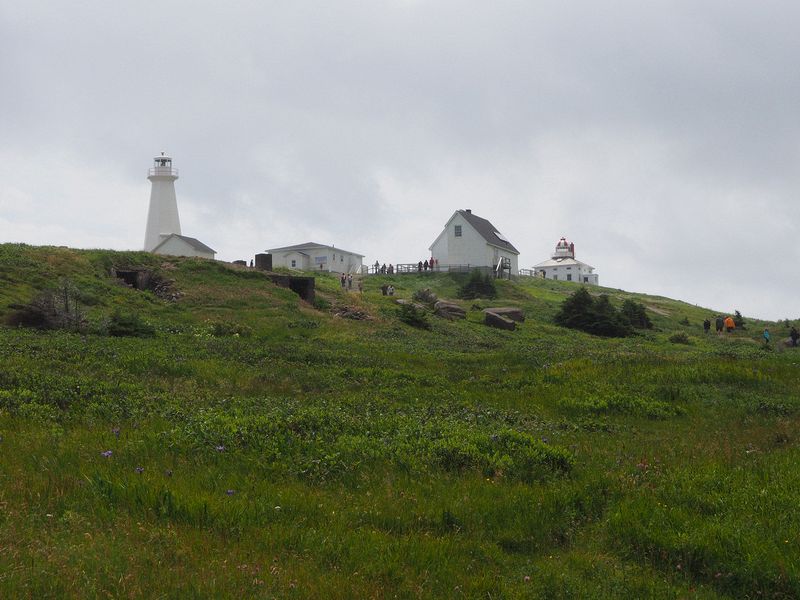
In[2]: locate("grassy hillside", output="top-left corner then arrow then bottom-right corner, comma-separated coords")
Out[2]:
0,243 -> 798,598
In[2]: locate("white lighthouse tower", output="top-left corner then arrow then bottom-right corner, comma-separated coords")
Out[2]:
144,152 -> 181,251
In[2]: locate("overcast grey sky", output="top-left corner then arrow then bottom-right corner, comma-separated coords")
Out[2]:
1,1 -> 798,319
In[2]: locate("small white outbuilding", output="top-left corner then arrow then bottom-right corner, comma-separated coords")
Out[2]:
428,209 -> 519,274
267,242 -> 364,274
533,237 -> 598,285
151,233 -> 216,260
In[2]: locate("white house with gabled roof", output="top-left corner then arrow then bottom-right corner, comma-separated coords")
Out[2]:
267,242 -> 364,274
533,237 -> 599,285
428,209 -> 519,275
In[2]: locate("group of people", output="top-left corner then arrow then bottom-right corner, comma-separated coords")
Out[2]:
371,259 -> 439,274
339,272 -> 363,293
703,316 -> 737,335
702,316 -> 800,347
417,258 -> 438,272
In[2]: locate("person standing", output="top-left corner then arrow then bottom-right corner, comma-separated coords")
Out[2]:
347,273 -> 353,290
340,273 -> 346,289
715,316 -> 724,335
374,260 -> 380,274
763,328 -> 771,346
724,315 -> 735,333
791,326 -> 799,347
703,318 -> 711,334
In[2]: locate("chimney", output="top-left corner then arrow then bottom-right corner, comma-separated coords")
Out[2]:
465,209 -> 472,214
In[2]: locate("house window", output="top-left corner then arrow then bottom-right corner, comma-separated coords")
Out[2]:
333,253 -> 336,260
291,259 -> 296,268
553,275 -> 558,281
454,225 -> 462,237
583,276 -> 588,283
566,267 -> 572,270
567,274 -> 572,281
341,255 -> 344,262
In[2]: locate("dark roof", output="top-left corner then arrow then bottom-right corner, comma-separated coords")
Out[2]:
458,210 -> 519,254
154,234 -> 216,254
266,242 -> 365,257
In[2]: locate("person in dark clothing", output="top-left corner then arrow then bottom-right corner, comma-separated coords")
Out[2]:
791,326 -> 799,347
418,261 -> 423,272
715,316 -> 724,334
423,260 -> 429,271
703,318 -> 711,334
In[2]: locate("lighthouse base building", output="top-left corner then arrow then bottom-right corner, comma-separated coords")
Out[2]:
533,238 -> 599,285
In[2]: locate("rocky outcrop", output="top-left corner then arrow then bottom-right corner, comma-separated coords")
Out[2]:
482,307 -> 525,322
484,311 -> 516,330
434,301 -> 466,320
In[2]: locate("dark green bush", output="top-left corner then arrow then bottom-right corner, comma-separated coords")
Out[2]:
621,299 -> 653,329
554,288 -> 633,337
668,331 -> 691,345
397,303 -> 431,329
457,270 -> 497,300
107,311 -> 155,337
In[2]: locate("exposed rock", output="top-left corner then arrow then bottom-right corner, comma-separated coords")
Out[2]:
434,301 -> 466,320
482,307 -> 525,322
783,338 -> 799,348
484,311 -> 516,330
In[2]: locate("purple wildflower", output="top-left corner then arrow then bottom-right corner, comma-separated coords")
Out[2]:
215,445 -> 226,452
226,489 -> 236,496
101,450 -> 113,458
135,466 -> 144,474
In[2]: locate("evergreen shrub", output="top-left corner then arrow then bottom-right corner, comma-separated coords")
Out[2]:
457,270 -> 497,300
397,303 -> 431,329
621,299 -> 653,329
554,288 -> 633,337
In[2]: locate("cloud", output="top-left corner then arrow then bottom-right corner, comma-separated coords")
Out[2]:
1,1 -> 798,318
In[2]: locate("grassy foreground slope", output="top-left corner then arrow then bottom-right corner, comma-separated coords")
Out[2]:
0,243 -> 798,598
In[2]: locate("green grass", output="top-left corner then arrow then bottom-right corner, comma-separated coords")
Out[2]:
0,244 -> 798,597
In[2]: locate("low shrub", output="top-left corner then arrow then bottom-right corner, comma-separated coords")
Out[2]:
6,279 -> 86,331
106,311 -> 155,338
397,303 -> 431,329
621,299 -> 653,329
669,331 -> 691,345
206,320 -> 253,338
457,270 -> 497,300
554,288 -> 633,337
